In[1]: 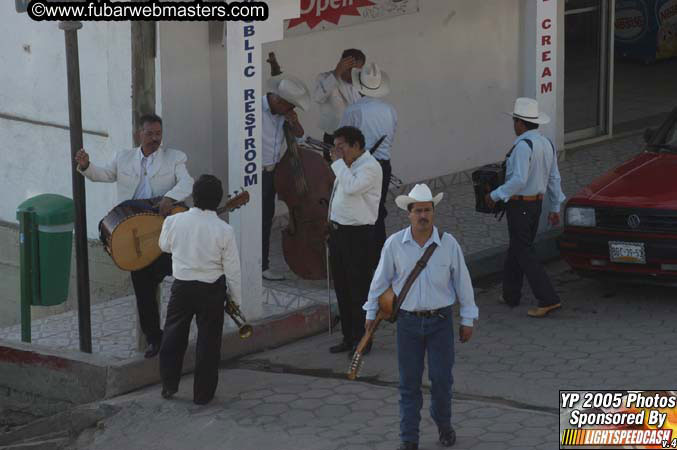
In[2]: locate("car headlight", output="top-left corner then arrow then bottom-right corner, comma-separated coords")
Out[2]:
565,207 -> 596,227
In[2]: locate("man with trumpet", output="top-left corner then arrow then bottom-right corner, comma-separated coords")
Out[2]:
158,174 -> 242,405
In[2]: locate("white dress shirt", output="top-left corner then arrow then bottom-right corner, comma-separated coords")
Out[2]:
132,149 -> 157,200
159,208 -> 242,306
364,226 -> 479,327
329,151 -> 382,226
313,71 -> 362,134
489,130 -> 566,212
262,95 -> 286,167
339,97 -> 398,161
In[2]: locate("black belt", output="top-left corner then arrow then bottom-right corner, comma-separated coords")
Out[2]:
401,307 -> 450,319
329,221 -> 372,231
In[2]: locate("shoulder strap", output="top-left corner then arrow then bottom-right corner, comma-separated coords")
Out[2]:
546,137 -> 556,155
370,135 -> 387,155
389,231 -> 442,321
505,138 -> 533,159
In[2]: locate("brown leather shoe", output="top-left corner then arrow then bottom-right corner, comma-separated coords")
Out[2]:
527,303 -> 561,317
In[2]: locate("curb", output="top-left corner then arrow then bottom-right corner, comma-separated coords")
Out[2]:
0,304 -> 330,416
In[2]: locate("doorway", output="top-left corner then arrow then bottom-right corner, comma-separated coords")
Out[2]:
564,0 -> 612,142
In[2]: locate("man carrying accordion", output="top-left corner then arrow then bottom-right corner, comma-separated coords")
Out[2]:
475,97 -> 566,318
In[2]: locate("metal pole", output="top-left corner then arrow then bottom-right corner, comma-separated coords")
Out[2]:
18,211 -> 35,343
60,21 -> 92,353
326,241 -> 332,335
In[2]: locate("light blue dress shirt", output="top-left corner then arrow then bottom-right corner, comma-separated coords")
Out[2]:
363,226 -> 479,327
490,130 -> 566,212
339,97 -> 397,161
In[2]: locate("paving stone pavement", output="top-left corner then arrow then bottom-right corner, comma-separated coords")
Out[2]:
240,259 -> 677,411
72,369 -> 558,450
0,134 -> 646,361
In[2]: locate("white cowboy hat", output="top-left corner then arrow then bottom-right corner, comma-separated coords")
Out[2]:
351,62 -> 390,98
267,75 -> 311,111
504,97 -> 550,124
395,184 -> 444,211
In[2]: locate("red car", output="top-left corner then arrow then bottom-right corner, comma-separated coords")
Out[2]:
559,108 -> 677,283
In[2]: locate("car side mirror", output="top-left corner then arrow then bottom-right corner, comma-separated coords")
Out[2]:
643,127 -> 656,143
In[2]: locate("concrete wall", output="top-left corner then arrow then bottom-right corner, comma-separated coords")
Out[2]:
0,4 -> 133,238
265,0 -> 524,183
154,0 -> 545,190
0,222 -> 131,328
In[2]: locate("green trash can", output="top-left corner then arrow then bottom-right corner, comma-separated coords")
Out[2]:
16,194 -> 74,308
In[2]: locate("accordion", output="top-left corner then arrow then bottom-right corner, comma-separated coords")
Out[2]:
471,164 -> 505,215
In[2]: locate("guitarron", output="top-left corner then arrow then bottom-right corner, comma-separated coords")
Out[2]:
99,191 -> 250,271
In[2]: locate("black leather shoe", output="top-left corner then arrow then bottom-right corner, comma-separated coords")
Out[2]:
144,342 -> 161,359
397,442 -> 418,450
329,341 -> 353,353
161,388 -> 177,400
439,427 -> 457,447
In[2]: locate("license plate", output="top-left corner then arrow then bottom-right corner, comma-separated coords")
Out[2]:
609,241 -> 646,264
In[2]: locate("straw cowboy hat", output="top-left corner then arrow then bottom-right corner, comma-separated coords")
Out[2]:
268,75 -> 311,111
351,62 -> 390,98
504,97 -> 550,125
395,184 -> 444,211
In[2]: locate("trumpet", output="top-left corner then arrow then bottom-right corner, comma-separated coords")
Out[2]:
224,297 -> 253,339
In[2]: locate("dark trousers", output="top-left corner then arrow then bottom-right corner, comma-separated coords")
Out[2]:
130,253 -> 172,346
159,276 -> 226,404
397,307 -> 454,444
262,169 -> 276,271
503,200 -> 560,307
375,159 -> 392,262
329,224 -> 375,345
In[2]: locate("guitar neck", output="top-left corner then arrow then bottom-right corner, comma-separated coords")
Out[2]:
354,316 -> 383,354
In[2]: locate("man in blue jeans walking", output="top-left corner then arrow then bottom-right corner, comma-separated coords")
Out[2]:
363,184 -> 479,450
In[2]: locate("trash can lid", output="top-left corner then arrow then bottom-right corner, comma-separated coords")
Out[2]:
16,194 -> 74,225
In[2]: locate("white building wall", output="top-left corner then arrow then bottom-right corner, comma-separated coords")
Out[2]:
154,0 -> 566,213
265,0 -> 524,183
0,3 -> 132,238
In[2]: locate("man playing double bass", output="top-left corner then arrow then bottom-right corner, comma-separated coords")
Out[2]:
75,114 -> 194,358
261,75 -> 310,281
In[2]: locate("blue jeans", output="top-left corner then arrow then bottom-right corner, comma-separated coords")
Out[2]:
397,306 -> 454,444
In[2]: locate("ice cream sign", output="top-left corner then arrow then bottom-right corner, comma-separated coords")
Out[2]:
285,0 -> 419,36
615,0 -> 648,41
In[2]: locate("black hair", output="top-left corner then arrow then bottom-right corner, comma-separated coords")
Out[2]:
333,126 -> 365,150
139,113 -> 163,128
192,174 -> 223,211
341,48 -> 366,63
515,117 -> 539,130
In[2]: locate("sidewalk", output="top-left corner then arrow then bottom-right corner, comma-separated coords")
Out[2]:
0,134 -> 644,361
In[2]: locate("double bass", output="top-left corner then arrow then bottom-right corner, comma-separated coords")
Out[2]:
267,53 -> 335,280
